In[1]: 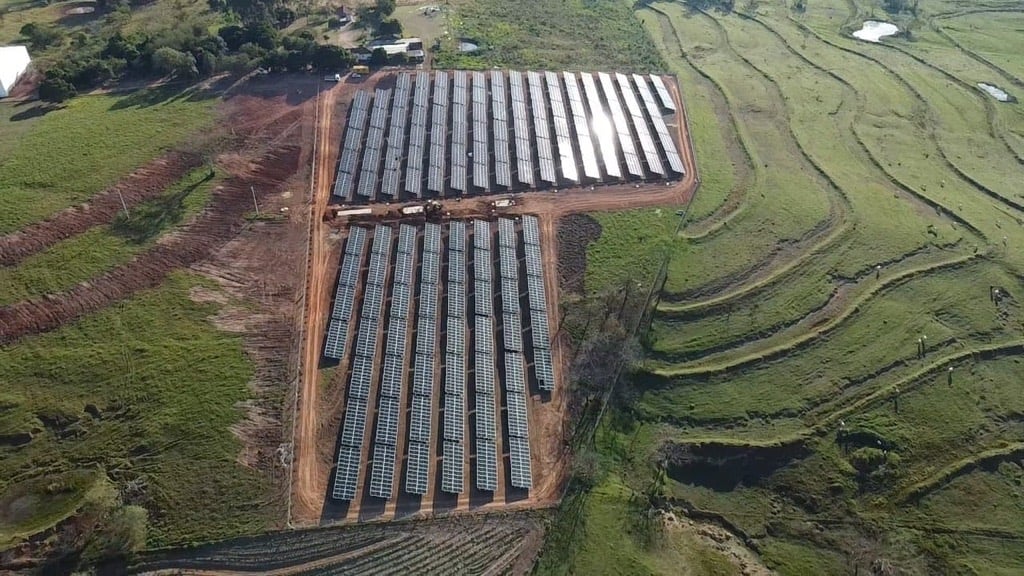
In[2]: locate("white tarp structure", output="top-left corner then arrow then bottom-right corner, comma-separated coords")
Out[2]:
0,45 -> 31,98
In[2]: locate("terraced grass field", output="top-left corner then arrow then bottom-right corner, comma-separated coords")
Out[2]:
590,0 -> 1024,572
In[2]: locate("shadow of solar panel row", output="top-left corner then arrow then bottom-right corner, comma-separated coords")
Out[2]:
633,74 -> 685,175
369,443 -> 397,499
405,440 -> 430,495
441,441 -> 464,494
616,73 -> 664,176
509,435 -> 533,489
445,352 -> 465,394
598,73 -> 644,178
476,437 -> 498,492
534,347 -> 555,392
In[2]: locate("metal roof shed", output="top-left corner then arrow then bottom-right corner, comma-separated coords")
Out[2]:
0,45 -> 31,98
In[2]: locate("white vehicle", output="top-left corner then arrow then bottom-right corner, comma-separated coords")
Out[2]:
324,73 -> 342,82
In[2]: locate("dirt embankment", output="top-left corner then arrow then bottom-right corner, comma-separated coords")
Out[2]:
556,214 -> 602,295
0,152 -> 204,267
0,146 -> 302,346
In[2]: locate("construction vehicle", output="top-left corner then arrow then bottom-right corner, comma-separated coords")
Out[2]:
353,65 -> 370,75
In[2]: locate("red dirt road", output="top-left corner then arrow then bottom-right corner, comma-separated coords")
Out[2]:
291,83 -> 339,524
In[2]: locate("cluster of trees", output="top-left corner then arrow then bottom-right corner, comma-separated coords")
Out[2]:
27,0 -> 354,102
356,0 -> 403,37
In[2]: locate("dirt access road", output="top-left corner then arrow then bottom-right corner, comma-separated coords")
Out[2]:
291,82 -> 340,523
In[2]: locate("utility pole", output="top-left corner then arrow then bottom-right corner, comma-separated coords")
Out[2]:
251,185 -> 261,217
117,191 -> 130,219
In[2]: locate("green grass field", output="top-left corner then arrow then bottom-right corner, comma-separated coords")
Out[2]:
436,0 -> 1024,572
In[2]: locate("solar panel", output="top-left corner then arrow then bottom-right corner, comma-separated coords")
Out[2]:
506,390 -> 529,438
406,72 -> 432,197
475,350 -> 495,395
428,71 -> 450,193
447,317 -> 465,355
473,220 -> 491,249
349,355 -> 373,400
534,346 -> 555,391
412,353 -> 434,396
508,435 -> 533,489
424,222 -> 442,253
394,251 -> 415,288
599,73 -> 643,178
545,71 -> 579,182
374,396 -> 401,447
409,394 -> 433,443
524,244 -> 543,277
345,226 -> 367,254
531,304 -> 551,348
475,393 -> 496,440
475,314 -> 494,354
448,250 -> 466,284
476,438 -> 498,491
503,312 -> 523,352
391,283 -> 411,319
472,71 -> 490,190
380,354 -> 404,398
522,215 -> 540,245
331,285 -> 356,322
355,314 -> 378,357
369,443 -> 397,499
492,70 -> 513,188
420,282 -> 438,316
580,72 -> 621,178
562,73 -> 601,180
340,397 -> 368,447
451,71 -> 469,194
339,249 -> 363,287
441,441 -> 465,494
617,73 -> 664,176
449,221 -> 467,252
448,281 -> 466,317
357,89 -> 393,198
650,74 -> 677,111
501,276 -> 519,313
499,245 -> 518,280
421,251 -> 440,285
474,248 -> 492,282
385,316 -> 407,358
445,352 -> 465,395
333,92 -> 372,201
474,280 -> 493,316
634,74 -> 686,175
382,74 -> 412,197
416,313 -> 436,354
509,71 -> 535,187
405,440 -> 430,495
444,393 -> 465,442
497,218 -> 515,246
323,318 -> 348,359
528,71 -> 557,185
331,444 -> 361,500
398,223 -> 417,254
505,351 -> 527,394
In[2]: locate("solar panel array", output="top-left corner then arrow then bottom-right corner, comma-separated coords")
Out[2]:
330,220 -> 557,503
330,71 -> 684,203
331,226 -> 391,501
497,218 -> 532,489
324,227 -> 367,359
522,216 -> 555,391
406,220 -> 442,496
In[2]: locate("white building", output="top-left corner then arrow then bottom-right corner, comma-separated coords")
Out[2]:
0,45 -> 31,98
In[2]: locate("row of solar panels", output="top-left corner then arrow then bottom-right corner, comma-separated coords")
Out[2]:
330,71 -> 684,202
332,226 -> 393,501
473,221 -> 501,491
521,216 -> 556,391
496,218 -> 533,490
442,227 -> 467,495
